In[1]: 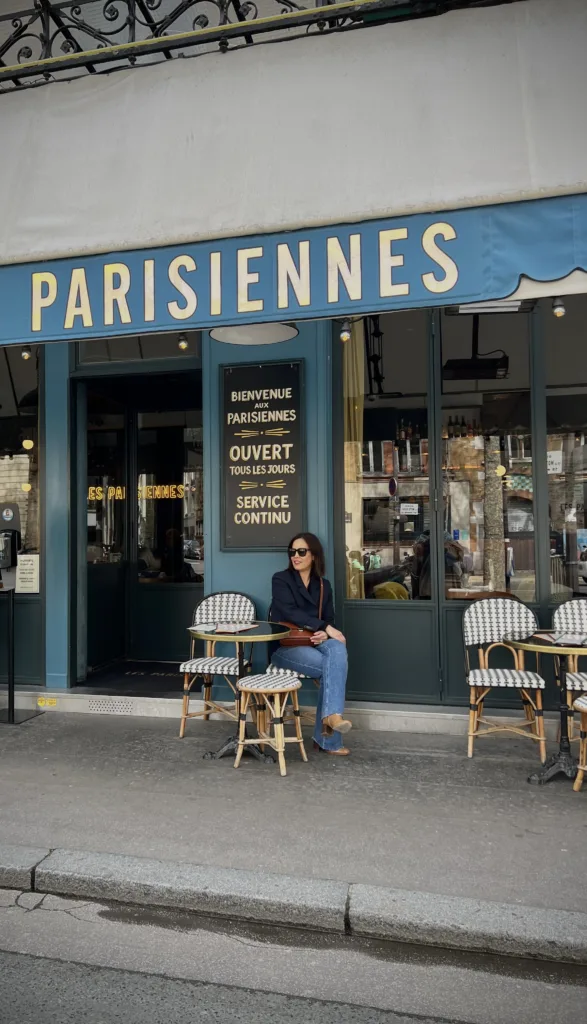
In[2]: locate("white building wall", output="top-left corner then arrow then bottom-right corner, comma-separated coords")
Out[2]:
0,0 -> 585,265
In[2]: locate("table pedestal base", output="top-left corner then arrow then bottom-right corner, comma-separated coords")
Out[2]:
0,708 -> 44,725
528,751 -> 578,785
203,730 -> 275,763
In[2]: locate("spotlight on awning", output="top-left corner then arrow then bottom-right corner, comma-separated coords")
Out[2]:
209,323 -> 299,345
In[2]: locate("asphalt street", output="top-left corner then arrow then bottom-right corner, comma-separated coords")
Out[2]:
1,890 -> 586,1024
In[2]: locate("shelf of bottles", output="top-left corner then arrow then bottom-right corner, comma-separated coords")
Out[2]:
443,415 -> 480,441
441,414 -> 532,473
362,420 -> 429,479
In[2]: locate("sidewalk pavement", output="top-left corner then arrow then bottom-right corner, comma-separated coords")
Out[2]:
0,712 -> 585,959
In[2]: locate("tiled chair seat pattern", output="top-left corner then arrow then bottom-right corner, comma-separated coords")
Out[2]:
564,672 -> 587,691
180,656 -> 246,676
463,598 -> 547,762
235,673 -> 306,776
237,673 -> 301,693
468,668 -> 545,689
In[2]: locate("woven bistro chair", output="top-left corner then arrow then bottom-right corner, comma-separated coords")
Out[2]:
235,672 -> 307,777
463,598 -> 547,762
552,600 -> 587,739
179,592 -> 255,738
572,694 -> 587,792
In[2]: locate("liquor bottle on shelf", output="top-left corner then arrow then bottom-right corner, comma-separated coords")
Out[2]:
407,421 -> 413,440
448,416 -> 454,439
467,420 -> 474,438
460,416 -> 467,437
399,419 -> 406,441
399,443 -> 407,473
414,423 -> 421,441
395,422 -> 400,442
442,420 -> 449,440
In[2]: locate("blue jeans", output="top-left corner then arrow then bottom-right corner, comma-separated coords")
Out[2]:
270,639 -> 348,751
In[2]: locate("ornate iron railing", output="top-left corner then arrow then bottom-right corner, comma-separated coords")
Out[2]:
0,0 -> 515,91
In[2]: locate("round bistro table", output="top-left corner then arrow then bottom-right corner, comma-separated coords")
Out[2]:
187,621 -> 291,762
508,634 -> 583,785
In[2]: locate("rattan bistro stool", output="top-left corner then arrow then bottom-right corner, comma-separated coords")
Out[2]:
235,673 -> 307,777
266,664 -> 318,726
573,694 -> 587,792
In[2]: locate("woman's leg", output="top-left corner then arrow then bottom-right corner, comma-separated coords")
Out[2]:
271,640 -> 348,751
312,639 -> 348,750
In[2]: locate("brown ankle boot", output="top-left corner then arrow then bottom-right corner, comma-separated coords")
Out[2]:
313,741 -> 350,756
322,713 -> 352,736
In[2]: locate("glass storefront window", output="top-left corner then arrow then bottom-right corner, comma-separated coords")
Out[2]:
343,311 -> 431,600
0,345 -> 40,554
543,294 -> 587,601
441,309 -> 535,600
137,412 -> 203,583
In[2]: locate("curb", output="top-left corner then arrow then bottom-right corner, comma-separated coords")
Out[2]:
35,849 -> 349,933
349,883 -> 587,964
0,844 -> 51,890
2,844 -> 587,963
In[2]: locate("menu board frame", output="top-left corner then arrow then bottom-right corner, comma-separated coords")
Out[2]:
221,361 -> 305,551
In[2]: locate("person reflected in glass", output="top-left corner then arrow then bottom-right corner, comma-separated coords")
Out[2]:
270,534 -> 351,756
410,530 -> 465,598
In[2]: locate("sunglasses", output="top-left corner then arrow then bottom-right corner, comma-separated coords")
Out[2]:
289,547 -> 309,558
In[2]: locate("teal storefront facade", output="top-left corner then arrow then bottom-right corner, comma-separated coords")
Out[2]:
2,193 -> 587,704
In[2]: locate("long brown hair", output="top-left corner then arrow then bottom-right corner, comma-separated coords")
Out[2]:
286,533 -> 325,578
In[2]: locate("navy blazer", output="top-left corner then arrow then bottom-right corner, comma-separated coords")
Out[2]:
271,568 -> 335,633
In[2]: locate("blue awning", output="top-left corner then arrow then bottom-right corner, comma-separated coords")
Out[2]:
0,193 -> 586,346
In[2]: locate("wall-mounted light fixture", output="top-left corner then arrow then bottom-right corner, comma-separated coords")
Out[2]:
210,323 -> 298,345
552,296 -> 566,318
339,319 -> 352,343
178,333 -> 189,350
21,346 -> 32,360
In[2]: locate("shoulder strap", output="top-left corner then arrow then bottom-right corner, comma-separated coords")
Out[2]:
319,578 -> 324,619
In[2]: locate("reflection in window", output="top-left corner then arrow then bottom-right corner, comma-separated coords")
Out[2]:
87,396 -> 126,564
343,311 -> 430,600
441,310 -> 535,600
543,294 -> 587,601
0,346 -> 40,554
137,414 -> 203,583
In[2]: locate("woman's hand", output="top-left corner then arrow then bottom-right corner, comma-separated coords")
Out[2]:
325,625 -> 346,644
311,630 -> 329,645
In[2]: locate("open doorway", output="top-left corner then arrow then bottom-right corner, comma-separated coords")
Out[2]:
78,370 -> 203,692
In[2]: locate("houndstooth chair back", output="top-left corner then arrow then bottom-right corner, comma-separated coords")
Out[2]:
193,592 -> 256,626
463,598 -> 538,648
553,599 -> 587,634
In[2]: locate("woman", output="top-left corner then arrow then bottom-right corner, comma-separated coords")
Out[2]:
270,533 -> 351,756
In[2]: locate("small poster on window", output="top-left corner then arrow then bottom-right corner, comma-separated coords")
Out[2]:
547,450 -> 563,474
16,553 -> 40,594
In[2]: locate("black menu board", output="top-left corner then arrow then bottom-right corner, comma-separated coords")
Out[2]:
222,361 -> 304,549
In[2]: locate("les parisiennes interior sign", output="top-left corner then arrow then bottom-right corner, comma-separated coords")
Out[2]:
223,362 -> 303,549
87,484 -> 185,500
